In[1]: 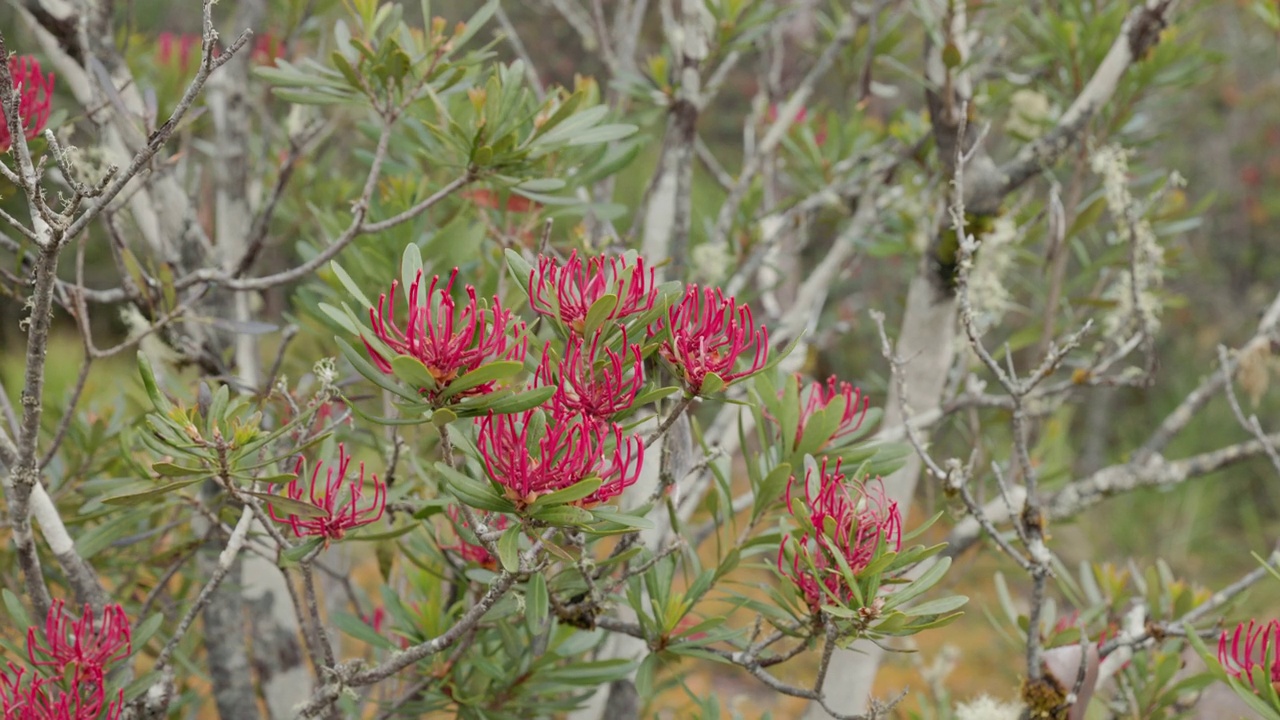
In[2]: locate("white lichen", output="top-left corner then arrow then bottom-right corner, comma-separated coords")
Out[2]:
1089,144 -> 1165,339
967,214 -> 1019,333
955,695 -> 1025,720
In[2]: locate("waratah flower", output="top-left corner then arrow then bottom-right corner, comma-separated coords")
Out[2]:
789,375 -> 871,451
363,268 -> 527,403
779,459 -> 902,610
476,405 -> 643,508
529,251 -> 658,333
651,285 -> 768,394
1219,619 -> 1280,690
536,329 -> 643,421
2,601 -> 130,720
0,56 -> 54,153
269,444 -> 386,541
27,601 -> 132,680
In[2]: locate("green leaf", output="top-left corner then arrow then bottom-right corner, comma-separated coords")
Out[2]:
333,611 -> 398,650
248,492 -> 330,519
527,573 -> 548,629
400,243 -> 423,291
319,302 -> 362,336
330,261 -> 375,310
437,360 -> 524,401
152,462 -> 208,477
567,124 -> 639,146
883,557 -> 951,611
457,386 -> 555,417
280,536 -> 325,565
2,588 -> 32,629
437,462 -> 516,512
582,293 -> 619,338
497,525 -> 521,572
588,507 -> 656,531
900,594 -> 969,617
101,478 -> 205,506
137,353 -> 172,413
504,248 -> 536,295
390,355 -> 440,394
529,477 -> 603,509
335,337 -> 423,402
699,372 -> 726,396
528,504 -> 594,527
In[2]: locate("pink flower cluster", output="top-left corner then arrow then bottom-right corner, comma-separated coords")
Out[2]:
651,286 -> 769,394
1220,619 -> 1280,691
268,444 -> 386,542
779,459 -> 902,611
529,251 -> 657,333
0,601 -> 131,720
0,56 -> 54,153
363,268 -> 528,403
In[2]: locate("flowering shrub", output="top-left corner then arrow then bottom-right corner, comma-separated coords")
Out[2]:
0,3 -> 1250,719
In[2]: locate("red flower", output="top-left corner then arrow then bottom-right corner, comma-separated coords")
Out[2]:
476,405 -> 643,508
462,188 -> 541,213
269,444 -> 386,541
779,459 -> 902,610
27,601 -> 131,680
363,268 -> 527,403
1219,619 -> 1280,689
252,31 -> 286,65
1,602 -> 130,720
536,329 -> 643,421
0,56 -> 54,153
445,505 -> 509,569
156,33 -> 201,73
528,251 -> 658,334
651,286 -> 768,394
791,375 -> 871,450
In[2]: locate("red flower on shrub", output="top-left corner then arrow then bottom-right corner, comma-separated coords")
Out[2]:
1219,619 -> 1280,689
476,405 -> 643,508
0,56 -> 54,153
529,251 -> 658,333
1,601 -> 130,720
269,444 -> 386,541
363,269 -> 527,402
790,375 -> 870,450
445,505 -> 509,569
537,329 -> 644,421
779,459 -> 901,610
156,33 -> 201,73
651,286 -> 768,394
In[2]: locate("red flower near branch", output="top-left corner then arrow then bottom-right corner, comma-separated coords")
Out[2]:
1,602 -> 130,720
791,375 -> 871,450
476,406 -> 643,508
537,329 -> 644,421
445,505 -> 509,570
529,251 -> 658,333
651,286 -> 768,394
779,459 -> 902,610
1219,619 -> 1280,689
0,56 -> 54,153
269,444 -> 386,541
364,269 -> 527,402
